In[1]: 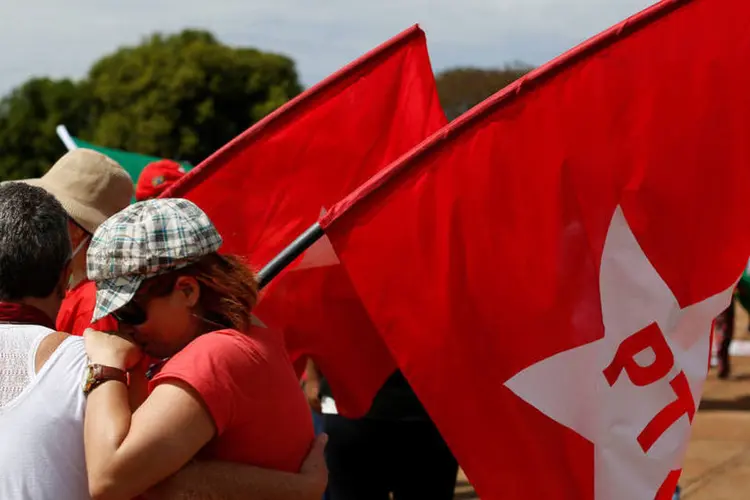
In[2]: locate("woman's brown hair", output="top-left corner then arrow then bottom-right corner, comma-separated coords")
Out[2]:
138,253 -> 259,333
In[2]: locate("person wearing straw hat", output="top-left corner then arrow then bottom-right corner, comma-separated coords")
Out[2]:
82,198 -> 319,499
11,149 -> 135,336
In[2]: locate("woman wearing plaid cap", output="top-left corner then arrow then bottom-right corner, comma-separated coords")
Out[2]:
81,198 -> 320,499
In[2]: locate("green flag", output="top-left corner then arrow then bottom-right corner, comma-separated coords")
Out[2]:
56,125 -> 191,183
70,138 -> 191,182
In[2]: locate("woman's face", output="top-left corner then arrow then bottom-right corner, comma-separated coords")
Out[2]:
117,276 -> 203,359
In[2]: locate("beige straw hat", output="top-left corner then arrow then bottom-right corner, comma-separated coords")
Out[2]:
17,149 -> 134,234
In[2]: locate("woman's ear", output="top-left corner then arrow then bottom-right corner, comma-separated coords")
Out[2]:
174,276 -> 201,307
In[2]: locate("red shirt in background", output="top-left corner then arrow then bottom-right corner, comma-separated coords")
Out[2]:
57,280 -> 119,335
150,328 -> 314,472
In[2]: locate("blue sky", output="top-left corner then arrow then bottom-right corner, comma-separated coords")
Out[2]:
1,0 -> 655,96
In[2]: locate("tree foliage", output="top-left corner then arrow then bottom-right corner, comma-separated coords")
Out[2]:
0,30 -> 302,180
86,30 -> 302,162
0,78 -> 90,179
436,64 -> 533,121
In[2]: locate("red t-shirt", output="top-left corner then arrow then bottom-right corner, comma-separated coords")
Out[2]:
149,328 -> 315,472
57,280 -> 119,335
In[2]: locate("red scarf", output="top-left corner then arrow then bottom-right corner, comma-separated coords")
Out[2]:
0,302 -> 55,330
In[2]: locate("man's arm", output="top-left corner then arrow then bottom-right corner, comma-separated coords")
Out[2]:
143,433 -> 328,500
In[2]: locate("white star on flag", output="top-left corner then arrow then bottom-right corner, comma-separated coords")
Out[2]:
505,206 -> 734,499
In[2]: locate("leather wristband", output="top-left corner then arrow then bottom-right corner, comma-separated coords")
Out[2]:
82,363 -> 128,395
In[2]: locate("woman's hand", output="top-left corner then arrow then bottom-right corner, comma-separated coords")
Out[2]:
84,328 -> 143,371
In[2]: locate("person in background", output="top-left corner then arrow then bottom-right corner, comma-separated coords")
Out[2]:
135,159 -> 186,202
83,198 -> 318,499
304,359 -> 458,500
716,293 -> 736,380
10,149 -> 135,336
303,358 -> 328,434
303,359 -> 332,500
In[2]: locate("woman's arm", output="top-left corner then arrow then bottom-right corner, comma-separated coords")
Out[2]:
143,434 -> 329,500
84,328 -> 325,500
85,378 -> 216,500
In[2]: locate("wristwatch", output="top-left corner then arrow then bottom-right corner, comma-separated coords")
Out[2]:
82,364 -> 128,395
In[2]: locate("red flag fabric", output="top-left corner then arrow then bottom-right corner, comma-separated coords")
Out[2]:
162,25 -> 447,417
321,0 -> 750,497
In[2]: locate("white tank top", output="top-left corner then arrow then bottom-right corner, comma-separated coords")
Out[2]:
0,324 -> 89,500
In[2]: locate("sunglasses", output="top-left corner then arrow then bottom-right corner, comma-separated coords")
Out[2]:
113,301 -> 148,326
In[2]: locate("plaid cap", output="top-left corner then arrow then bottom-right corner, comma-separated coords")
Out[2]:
87,198 -> 223,322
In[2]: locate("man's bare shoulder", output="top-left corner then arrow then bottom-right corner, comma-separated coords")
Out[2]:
35,331 -> 76,373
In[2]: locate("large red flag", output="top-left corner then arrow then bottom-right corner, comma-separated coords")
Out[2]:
320,0 -> 750,497
163,25 -> 447,417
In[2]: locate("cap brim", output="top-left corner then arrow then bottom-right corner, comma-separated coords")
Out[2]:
92,275 -> 145,323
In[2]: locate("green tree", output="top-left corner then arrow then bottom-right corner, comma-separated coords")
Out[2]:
436,64 -> 533,120
85,30 -> 302,163
0,78 -> 90,179
0,29 -> 302,180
